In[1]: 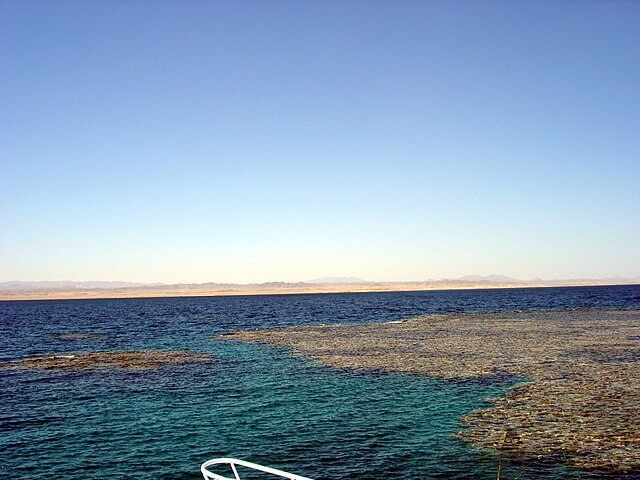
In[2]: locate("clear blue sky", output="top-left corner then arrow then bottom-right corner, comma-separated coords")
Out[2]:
1,1 -> 639,283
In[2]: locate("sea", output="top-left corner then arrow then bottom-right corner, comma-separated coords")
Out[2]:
1,284 -> 639,480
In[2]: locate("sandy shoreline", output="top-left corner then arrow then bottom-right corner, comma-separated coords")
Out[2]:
1,280 -> 637,302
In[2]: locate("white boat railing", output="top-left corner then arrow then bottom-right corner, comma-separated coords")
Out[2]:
201,457 -> 314,480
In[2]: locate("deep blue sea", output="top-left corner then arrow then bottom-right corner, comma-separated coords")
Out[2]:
1,285 -> 639,480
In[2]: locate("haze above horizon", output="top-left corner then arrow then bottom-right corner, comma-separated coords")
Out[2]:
1,1 -> 639,284
2,274 -> 640,290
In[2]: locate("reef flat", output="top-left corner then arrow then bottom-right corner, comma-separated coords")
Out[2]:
221,308 -> 640,473
0,349 -> 211,370
49,332 -> 105,339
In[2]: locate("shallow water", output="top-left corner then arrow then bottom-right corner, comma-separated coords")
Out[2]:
1,285 -> 639,479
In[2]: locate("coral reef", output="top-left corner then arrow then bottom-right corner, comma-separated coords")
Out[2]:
221,308 -> 640,473
1,349 -> 211,370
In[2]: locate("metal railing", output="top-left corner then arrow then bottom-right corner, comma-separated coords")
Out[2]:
201,458 -> 314,480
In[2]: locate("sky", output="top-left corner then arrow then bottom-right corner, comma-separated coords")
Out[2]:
1,1 -> 639,284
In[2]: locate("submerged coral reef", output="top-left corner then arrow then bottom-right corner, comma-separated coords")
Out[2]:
221,308 -> 640,473
1,349 -> 212,370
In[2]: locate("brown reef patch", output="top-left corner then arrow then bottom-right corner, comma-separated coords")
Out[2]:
49,332 -> 105,339
0,349 -> 212,370
218,308 -> 640,473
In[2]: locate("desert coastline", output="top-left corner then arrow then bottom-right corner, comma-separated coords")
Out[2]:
1,277 -> 639,302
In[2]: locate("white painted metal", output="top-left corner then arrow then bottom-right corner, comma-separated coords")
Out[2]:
201,458 -> 314,480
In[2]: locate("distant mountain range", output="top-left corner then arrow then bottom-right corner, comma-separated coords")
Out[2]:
455,274 -> 521,283
1,275 -> 639,292
307,277 -> 369,284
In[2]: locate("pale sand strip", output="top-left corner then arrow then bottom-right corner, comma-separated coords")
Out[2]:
1,280 -> 637,301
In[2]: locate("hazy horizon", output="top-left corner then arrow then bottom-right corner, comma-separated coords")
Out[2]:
2,1 -> 639,284
1,273 -> 639,288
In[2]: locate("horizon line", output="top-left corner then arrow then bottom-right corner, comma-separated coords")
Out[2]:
2,274 -> 640,287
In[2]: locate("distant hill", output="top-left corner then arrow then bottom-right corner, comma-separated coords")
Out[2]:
456,275 -> 523,283
306,277 -> 369,284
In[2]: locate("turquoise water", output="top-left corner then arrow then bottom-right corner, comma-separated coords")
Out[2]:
1,286 -> 639,479
1,341 -> 518,479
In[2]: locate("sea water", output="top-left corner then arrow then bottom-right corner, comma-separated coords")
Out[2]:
1,285 -> 639,479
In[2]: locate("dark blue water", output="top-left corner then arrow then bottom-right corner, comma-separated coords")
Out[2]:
1,285 -> 639,480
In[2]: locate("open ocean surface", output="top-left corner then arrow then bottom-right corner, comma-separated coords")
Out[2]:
1,285 -> 639,480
